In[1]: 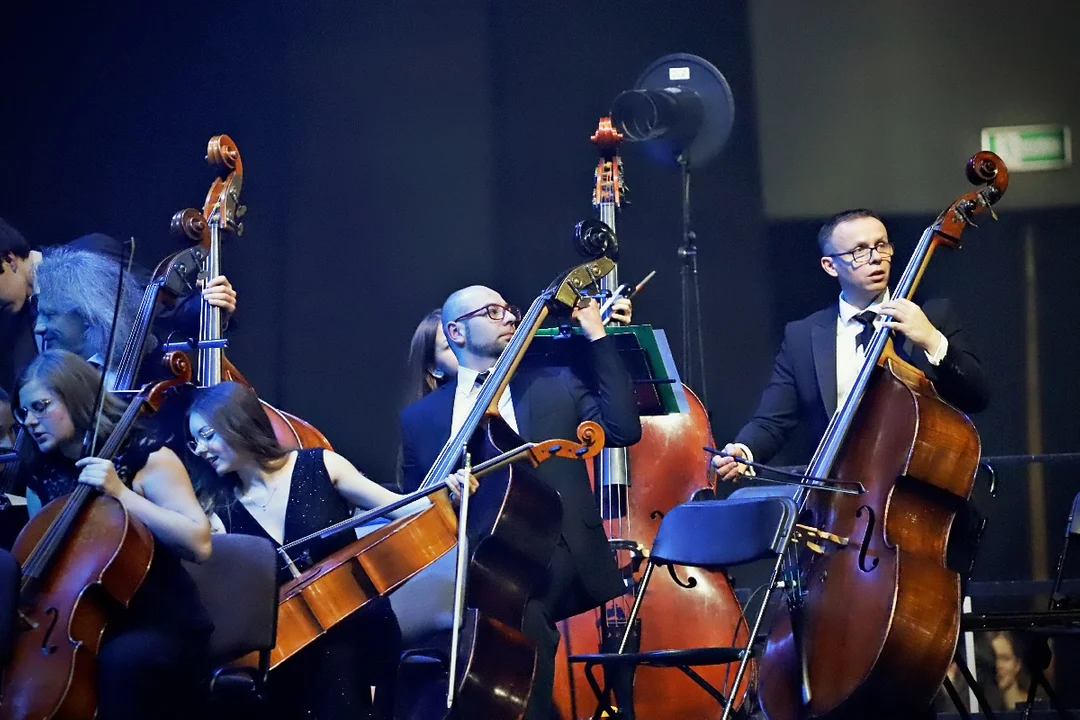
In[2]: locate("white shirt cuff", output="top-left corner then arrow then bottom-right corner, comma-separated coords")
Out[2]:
925,332 -> 948,366
731,443 -> 756,477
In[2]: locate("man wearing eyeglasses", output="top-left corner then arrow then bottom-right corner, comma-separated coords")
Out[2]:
396,284 -> 639,720
713,208 -> 989,482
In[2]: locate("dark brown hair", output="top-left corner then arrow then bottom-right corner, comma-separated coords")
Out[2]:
0,216 -> 30,271
187,381 -> 290,511
15,350 -> 125,446
14,351 -> 129,470
402,308 -> 448,405
817,208 -> 882,254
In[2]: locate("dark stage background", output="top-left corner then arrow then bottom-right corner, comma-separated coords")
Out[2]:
0,0 -> 771,484
4,0 -> 1080,645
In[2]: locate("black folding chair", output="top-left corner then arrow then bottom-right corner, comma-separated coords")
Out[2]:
0,549 -> 19,667
183,534 -> 279,710
569,486 -> 800,719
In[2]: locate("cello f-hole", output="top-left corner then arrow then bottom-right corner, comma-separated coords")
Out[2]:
41,607 -> 60,655
856,505 -> 879,573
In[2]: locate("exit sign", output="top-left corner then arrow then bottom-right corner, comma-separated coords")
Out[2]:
981,124 -> 1072,172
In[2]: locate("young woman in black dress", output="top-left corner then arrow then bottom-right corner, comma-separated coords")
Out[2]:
186,380 -> 471,720
12,349 -> 213,720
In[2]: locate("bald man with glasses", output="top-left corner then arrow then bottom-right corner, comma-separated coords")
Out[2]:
396,284 -> 639,720
713,208 -> 989,482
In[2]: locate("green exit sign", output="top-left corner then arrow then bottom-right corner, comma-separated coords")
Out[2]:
981,124 -> 1072,172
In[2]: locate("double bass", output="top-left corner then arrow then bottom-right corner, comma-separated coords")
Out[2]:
755,152 -> 1008,719
411,258 -> 618,719
554,117 -> 751,719
171,134 -> 332,450
0,354 -> 192,720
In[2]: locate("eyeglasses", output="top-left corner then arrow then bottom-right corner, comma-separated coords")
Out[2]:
14,398 -> 54,424
187,427 -> 216,454
452,303 -> 521,324
827,241 -> 894,268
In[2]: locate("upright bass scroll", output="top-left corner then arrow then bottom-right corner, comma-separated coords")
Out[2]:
171,134 -> 332,451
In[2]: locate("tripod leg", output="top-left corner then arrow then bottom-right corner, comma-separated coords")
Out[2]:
951,651 -> 997,719
1026,668 -> 1076,720
942,675 -> 974,720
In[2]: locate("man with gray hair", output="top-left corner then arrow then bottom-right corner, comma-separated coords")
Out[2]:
1,228 -> 237,391
34,245 -> 144,369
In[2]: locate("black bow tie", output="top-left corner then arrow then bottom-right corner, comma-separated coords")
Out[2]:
474,370 -> 490,387
855,310 -> 877,353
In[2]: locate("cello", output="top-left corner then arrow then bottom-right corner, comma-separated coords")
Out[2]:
554,117 -> 750,719
0,354 -> 192,720
171,134 -> 332,450
0,237 -> 205,549
259,421 -> 604,669
226,260 -> 613,699
754,152 -> 1009,719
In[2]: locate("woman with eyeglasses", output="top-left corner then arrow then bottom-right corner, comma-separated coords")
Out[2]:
10,349 -> 213,720
185,380 -> 473,720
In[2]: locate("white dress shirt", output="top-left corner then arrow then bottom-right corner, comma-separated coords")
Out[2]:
835,289 -> 947,408
451,365 -> 519,437
733,289 -> 947,468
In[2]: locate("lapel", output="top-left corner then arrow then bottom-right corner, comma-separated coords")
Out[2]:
508,372 -> 535,440
428,384 -> 456,445
811,308 -> 838,417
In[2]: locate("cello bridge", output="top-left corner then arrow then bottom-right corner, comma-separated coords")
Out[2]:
792,524 -> 848,555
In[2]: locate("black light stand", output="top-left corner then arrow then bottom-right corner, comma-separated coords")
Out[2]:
1015,492 -> 1080,720
610,53 -> 734,405
676,155 -> 707,401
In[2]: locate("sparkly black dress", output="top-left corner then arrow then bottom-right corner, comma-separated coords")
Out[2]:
25,433 -> 213,720
217,447 -> 401,720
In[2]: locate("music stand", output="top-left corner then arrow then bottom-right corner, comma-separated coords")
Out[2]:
528,324 -> 689,418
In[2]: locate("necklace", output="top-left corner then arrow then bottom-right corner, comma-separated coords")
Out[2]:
240,481 -> 280,510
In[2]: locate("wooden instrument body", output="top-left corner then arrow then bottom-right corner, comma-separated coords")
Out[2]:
758,358 -> 980,719
756,151 -> 1007,718
1,495 -> 153,720
554,386 -> 751,718
422,413 -> 561,719
219,357 -> 332,451
462,415 -> 564,628
268,490 -> 458,667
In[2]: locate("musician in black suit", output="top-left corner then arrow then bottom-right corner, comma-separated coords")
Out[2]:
713,208 -> 989,481
398,284 -> 640,720
0,217 -> 39,393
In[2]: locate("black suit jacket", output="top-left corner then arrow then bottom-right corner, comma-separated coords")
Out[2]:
0,299 -> 36,393
735,298 -> 989,464
399,335 -> 641,619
